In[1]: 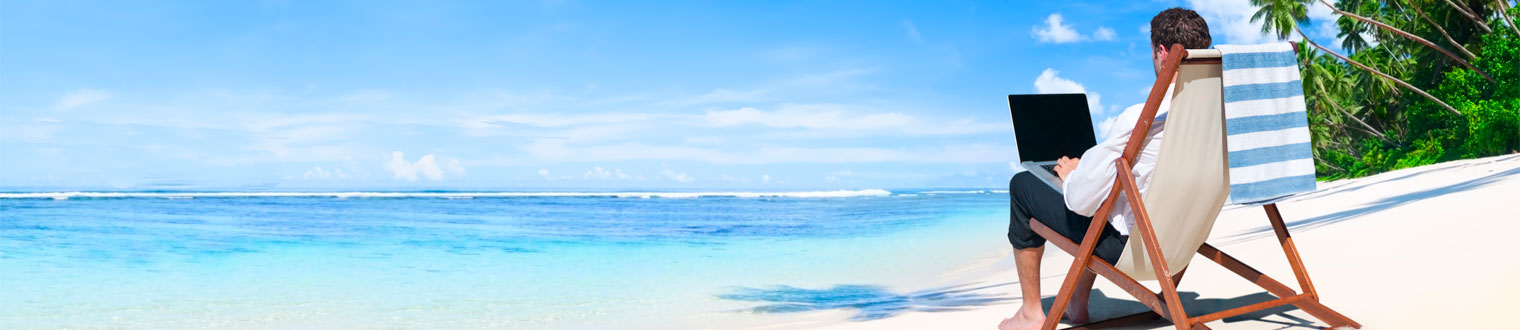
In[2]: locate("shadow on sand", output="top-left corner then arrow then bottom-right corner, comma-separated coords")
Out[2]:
1041,289 -> 1325,329
1217,164 -> 1520,245
717,282 -> 1015,321
721,282 -> 1323,328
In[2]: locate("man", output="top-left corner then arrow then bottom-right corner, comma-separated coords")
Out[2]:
999,8 -> 1212,330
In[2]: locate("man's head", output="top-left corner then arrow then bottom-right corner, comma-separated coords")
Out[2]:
1149,8 -> 1211,76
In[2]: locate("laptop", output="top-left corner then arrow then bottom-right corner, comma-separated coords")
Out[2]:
1008,93 -> 1098,193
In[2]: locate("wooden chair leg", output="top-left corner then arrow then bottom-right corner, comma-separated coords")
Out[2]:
1263,204 -> 1319,299
1117,160 -> 1192,330
1039,181 -> 1127,330
1196,243 -> 1360,328
1041,216 -> 1119,330
1033,219 -> 1183,328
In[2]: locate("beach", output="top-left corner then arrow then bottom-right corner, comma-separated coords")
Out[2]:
783,154 -> 1520,329
2,155 -> 1516,329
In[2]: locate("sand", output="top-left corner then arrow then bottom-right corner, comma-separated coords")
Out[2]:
756,154 -> 1520,329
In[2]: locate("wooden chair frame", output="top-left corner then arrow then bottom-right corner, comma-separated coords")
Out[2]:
1032,44 -> 1360,330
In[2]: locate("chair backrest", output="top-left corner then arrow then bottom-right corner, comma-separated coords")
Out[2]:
1112,52 -> 1231,281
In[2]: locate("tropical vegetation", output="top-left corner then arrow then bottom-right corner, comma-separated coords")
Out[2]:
1249,0 -> 1519,179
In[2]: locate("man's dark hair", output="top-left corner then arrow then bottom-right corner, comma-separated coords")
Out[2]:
1150,8 -> 1212,50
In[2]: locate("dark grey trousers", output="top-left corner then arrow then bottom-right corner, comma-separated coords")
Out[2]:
1007,172 -> 1128,264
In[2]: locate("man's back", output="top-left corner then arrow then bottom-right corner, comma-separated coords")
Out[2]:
1060,88 -> 1172,235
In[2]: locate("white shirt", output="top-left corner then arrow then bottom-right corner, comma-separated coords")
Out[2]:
1061,88 -> 1172,236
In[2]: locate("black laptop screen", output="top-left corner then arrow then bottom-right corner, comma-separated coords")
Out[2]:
1008,93 -> 1098,162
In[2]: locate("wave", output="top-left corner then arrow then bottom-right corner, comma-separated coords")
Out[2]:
0,189 -> 895,200
919,190 -> 990,194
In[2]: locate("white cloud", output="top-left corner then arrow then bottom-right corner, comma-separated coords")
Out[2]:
1034,69 -> 1086,94
538,169 -> 554,181
304,167 -> 331,180
1186,0 -> 1266,44
1305,1 -> 1343,42
1034,13 -> 1084,43
1095,115 -> 1121,140
902,19 -> 924,43
301,167 -> 350,180
720,174 -> 746,183
1186,0 -> 1291,44
384,151 -> 451,181
56,89 -> 112,110
583,166 -> 612,180
1033,68 -> 1104,115
703,104 -> 1003,136
660,164 -> 694,183
762,174 -> 772,183
1033,14 -> 1119,44
1094,26 -> 1117,41
1180,0 -> 1345,48
446,159 -> 465,176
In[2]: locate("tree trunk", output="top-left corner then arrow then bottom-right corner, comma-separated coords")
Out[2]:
1319,0 -> 1495,83
1296,27 -> 1462,116
1497,0 -> 1520,37
1409,0 -> 1477,59
1443,0 -> 1494,32
1314,79 -> 1393,143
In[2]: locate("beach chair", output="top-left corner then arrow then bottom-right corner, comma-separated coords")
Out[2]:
1030,44 -> 1360,330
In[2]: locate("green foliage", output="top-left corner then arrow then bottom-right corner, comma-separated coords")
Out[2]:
1282,1 -> 1519,180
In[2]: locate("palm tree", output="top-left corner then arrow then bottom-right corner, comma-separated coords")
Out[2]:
1300,48 -> 1392,142
1442,0 -> 1493,32
1407,0 -> 1476,59
1497,0 -> 1520,37
1249,0 -> 1462,115
1316,0 -> 1494,83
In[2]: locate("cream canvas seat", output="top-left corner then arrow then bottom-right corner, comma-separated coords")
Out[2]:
1112,48 -> 1229,280
1028,45 -> 1359,330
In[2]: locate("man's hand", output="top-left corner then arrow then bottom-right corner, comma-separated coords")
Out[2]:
1055,156 -> 1080,182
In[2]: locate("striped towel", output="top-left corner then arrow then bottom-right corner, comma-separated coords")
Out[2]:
1216,43 -> 1316,205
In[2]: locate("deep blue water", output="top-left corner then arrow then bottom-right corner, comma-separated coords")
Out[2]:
0,190 -> 1010,329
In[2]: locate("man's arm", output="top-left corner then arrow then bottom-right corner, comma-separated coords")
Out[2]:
1061,135 -> 1127,217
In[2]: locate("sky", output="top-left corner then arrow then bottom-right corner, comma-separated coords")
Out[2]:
0,0 -> 1345,190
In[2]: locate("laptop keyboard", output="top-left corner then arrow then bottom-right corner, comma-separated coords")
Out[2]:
1041,164 -> 1058,173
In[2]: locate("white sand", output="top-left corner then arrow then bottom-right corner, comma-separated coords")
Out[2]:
752,154 -> 1520,329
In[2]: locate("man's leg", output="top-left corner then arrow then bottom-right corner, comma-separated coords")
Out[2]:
1002,236 -> 1100,330
1000,243 -> 1046,330
1001,173 -> 1101,329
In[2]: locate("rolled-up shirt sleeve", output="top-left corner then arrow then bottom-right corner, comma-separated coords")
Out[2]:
1062,134 -> 1127,216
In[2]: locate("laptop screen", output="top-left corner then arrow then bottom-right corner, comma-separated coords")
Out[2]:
1008,93 -> 1098,162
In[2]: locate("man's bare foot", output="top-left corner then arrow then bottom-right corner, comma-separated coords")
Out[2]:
997,306 -> 1045,330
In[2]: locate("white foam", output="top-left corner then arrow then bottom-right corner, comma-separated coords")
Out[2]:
0,189 -> 895,200
920,190 -> 989,195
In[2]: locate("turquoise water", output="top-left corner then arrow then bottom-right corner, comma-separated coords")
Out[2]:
0,190 -> 1010,329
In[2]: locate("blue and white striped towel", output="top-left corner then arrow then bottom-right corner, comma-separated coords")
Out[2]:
1216,43 -> 1316,205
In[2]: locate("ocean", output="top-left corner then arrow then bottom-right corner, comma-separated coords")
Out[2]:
0,190 -> 1012,329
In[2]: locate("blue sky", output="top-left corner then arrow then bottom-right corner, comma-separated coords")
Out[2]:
0,0 -> 1345,190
